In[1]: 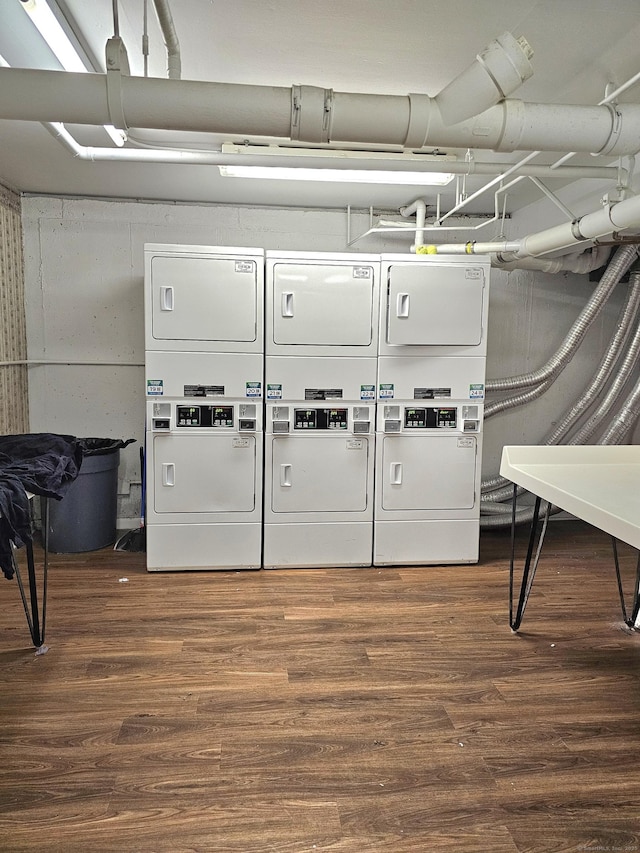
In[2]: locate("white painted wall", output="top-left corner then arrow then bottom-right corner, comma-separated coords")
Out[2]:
21,195 -> 631,525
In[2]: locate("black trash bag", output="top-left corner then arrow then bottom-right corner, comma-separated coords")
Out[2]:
79,438 -> 136,457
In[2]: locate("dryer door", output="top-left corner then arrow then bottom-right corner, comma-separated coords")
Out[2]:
152,433 -> 257,514
381,434 -> 477,511
271,435 -> 370,513
150,255 -> 258,344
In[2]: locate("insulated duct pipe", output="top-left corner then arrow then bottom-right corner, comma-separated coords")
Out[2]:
492,246 -> 610,273
2,66 -> 640,155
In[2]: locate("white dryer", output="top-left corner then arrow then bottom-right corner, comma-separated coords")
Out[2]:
145,396 -> 263,571
375,255 -> 490,566
263,401 -> 374,568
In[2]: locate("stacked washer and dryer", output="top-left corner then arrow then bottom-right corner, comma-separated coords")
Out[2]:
144,245 -> 265,571
144,244 -> 489,571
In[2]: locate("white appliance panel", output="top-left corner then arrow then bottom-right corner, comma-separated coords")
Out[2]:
265,355 -> 377,403
272,262 -> 375,346
374,519 -> 480,565
146,523 -> 262,571
271,435 -> 370,514
376,356 -> 486,403
263,522 -> 372,568
150,255 -> 258,343
145,351 -> 263,400
386,263 -> 485,346
380,435 -> 477,511
152,433 -> 256,514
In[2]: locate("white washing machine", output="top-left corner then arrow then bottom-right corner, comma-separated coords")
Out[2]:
374,255 -> 490,566
263,401 -> 374,568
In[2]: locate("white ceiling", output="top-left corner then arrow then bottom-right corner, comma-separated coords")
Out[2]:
1,0 -> 640,217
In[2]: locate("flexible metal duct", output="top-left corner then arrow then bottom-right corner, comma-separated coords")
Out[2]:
486,244 -> 639,392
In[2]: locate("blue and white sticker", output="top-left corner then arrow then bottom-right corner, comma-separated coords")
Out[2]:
267,383 -> 282,400
379,383 -> 394,399
469,384 -> 485,400
246,381 -> 262,398
147,379 -> 164,396
360,384 -> 375,401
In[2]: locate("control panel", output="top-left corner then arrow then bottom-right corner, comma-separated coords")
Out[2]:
149,401 -> 259,431
404,406 -> 457,429
177,405 -> 234,427
294,408 -> 348,430
380,404 -> 481,433
269,404 -> 372,434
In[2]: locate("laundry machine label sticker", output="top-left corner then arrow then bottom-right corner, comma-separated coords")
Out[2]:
235,261 -> 255,273
267,384 -> 282,399
305,388 -> 343,400
232,437 -> 251,448
469,384 -> 485,399
353,266 -> 372,279
346,439 -> 364,450
457,437 -> 475,449
360,385 -> 375,400
147,379 -> 163,396
465,268 -> 483,280
184,385 -> 224,397
414,387 -> 451,399
246,382 -> 262,398
379,384 -> 394,399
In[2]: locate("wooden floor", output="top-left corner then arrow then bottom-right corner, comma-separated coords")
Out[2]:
1,521 -> 640,852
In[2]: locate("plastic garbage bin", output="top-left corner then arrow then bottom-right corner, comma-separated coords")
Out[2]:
43,438 -> 135,553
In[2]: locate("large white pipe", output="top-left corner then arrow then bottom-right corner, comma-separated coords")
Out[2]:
2,66 -> 640,155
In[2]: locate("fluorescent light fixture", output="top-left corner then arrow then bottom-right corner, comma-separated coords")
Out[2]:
219,165 -> 455,185
219,144 -> 456,186
19,0 -> 127,147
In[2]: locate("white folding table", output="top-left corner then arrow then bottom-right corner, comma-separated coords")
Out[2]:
499,445 -> 640,630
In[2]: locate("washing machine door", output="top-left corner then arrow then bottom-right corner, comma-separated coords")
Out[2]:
152,433 -> 257,514
271,435 -> 370,513
381,434 -> 477,511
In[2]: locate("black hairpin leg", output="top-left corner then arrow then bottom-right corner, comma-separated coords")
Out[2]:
509,483 -> 551,631
11,498 -> 49,650
611,536 -> 640,629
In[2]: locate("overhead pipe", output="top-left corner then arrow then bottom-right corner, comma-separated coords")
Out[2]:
419,193 -> 640,260
41,118 -> 626,179
1,62 -> 640,155
151,0 -> 181,79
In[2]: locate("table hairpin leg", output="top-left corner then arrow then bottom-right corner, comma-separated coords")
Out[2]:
509,483 -> 552,631
611,536 -> 640,628
11,497 -> 49,651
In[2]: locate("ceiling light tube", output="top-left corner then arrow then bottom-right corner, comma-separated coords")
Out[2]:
219,144 -> 456,185
219,164 -> 455,185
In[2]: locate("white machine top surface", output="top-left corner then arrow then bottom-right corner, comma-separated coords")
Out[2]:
499,445 -> 640,550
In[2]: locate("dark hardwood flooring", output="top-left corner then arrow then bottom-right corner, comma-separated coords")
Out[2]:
1,520 -> 640,852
